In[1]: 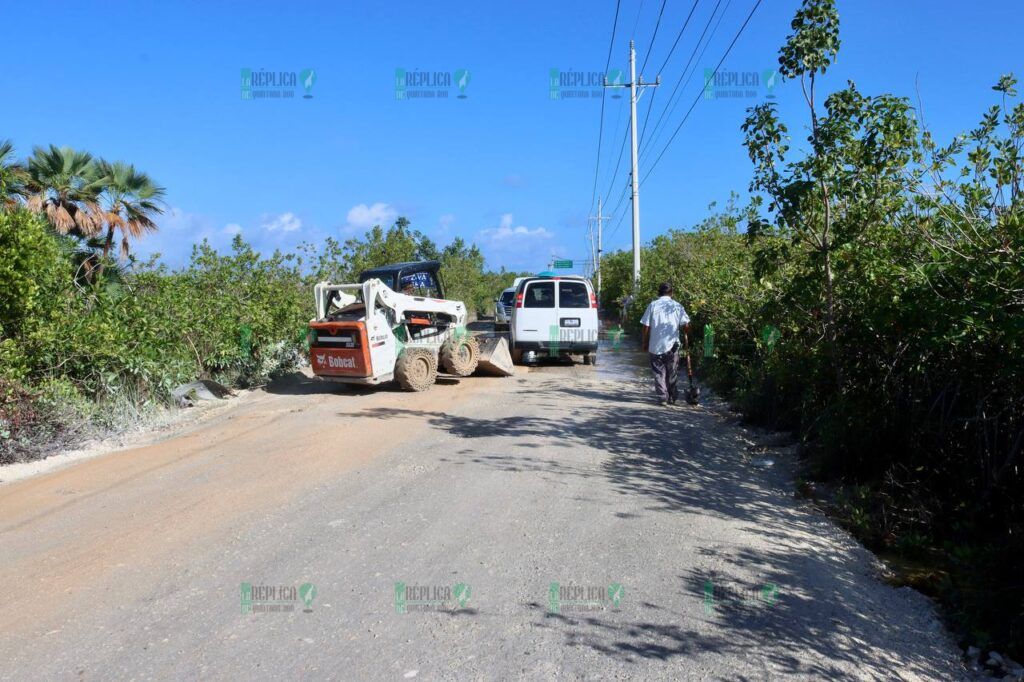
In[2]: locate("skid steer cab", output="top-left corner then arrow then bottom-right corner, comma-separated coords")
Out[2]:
308,261 -> 481,391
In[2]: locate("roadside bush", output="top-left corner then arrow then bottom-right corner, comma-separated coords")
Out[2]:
0,208 -> 524,461
0,208 -> 67,338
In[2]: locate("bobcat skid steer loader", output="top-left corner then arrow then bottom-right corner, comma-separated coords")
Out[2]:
307,261 -> 481,391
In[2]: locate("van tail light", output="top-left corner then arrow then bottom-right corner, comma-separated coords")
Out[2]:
590,292 -> 598,308
515,293 -> 524,308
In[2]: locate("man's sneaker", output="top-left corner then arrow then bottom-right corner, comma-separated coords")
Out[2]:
660,400 -> 670,407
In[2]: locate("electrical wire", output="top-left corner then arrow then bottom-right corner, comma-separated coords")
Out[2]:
642,0 -> 763,183
588,0 -> 623,214
639,0 -> 727,160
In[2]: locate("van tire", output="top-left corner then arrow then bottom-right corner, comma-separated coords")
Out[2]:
441,335 -> 480,376
395,348 -> 438,391
583,352 -> 597,366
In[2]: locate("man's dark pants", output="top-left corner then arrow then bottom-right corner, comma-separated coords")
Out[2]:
649,344 -> 679,403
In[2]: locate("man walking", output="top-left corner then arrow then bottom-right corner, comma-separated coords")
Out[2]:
640,283 -> 691,406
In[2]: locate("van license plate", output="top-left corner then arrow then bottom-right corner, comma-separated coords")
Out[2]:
561,318 -> 581,327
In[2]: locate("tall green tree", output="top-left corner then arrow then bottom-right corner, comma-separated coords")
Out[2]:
742,0 -> 918,390
339,217 -> 438,279
746,0 -> 841,386
440,237 -> 488,313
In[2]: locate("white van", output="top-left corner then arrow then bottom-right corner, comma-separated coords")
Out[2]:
510,275 -> 599,365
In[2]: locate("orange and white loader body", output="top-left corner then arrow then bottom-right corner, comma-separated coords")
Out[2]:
308,278 -> 471,388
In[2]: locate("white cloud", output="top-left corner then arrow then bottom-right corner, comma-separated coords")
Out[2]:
478,213 -> 553,243
261,212 -> 302,232
475,213 -> 557,271
345,202 -> 397,231
137,208 -> 311,267
438,213 -> 455,229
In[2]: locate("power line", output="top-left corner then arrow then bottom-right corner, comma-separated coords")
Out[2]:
601,123 -> 630,206
642,0 -> 763,184
602,0 -> 671,221
602,180 -> 634,244
604,0 -> 701,244
639,0 -> 702,146
598,92 -> 629,208
639,0 -> 727,160
607,0 -> 719,245
641,0 -> 732,160
631,0 -> 647,37
600,0 -> 668,227
588,0 -> 622,213
655,0 -> 702,75
639,0 -> 668,74
605,0 -> 761,250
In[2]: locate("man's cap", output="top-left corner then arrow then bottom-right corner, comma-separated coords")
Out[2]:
658,282 -> 673,296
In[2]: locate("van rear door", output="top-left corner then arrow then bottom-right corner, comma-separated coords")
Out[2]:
514,280 -> 558,346
556,280 -> 598,348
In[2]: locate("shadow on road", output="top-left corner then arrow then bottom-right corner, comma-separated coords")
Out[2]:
349,375 -> 957,679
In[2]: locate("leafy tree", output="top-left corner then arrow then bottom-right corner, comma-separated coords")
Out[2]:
338,217 -> 438,279
743,0 -> 920,390
439,237 -> 486,311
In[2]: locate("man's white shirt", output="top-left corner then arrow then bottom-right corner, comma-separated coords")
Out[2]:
640,296 -> 690,355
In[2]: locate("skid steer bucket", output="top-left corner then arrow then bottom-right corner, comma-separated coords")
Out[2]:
474,336 -> 515,376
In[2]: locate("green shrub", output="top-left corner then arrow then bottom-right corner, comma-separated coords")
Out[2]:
0,208 -> 68,335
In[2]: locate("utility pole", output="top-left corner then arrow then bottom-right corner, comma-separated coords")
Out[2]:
589,220 -> 598,278
589,196 -> 609,301
604,40 -> 659,298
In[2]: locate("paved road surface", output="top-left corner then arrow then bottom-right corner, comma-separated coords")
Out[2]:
0,348 -> 965,679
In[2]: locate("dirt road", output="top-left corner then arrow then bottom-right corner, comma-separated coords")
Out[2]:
0,349 -> 965,679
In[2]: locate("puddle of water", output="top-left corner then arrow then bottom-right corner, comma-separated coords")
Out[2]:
468,321 -> 657,383
596,338 -> 649,382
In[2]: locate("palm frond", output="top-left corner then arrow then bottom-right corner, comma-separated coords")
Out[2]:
97,160 -> 167,249
0,139 -> 29,205
104,209 -> 126,230
77,201 -> 105,235
47,202 -> 75,233
0,139 -> 15,163
125,216 -> 158,238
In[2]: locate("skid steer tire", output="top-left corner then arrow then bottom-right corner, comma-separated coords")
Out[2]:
395,348 -> 438,391
441,335 -> 480,377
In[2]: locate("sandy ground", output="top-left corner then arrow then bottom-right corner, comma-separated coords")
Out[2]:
0,388 -> 246,486
0,354 -> 968,680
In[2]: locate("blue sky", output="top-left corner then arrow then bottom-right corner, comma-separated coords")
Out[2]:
3,0 -> 1022,273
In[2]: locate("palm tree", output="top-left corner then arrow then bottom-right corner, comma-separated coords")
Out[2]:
25,145 -> 103,237
0,139 -> 28,210
94,160 -> 166,263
